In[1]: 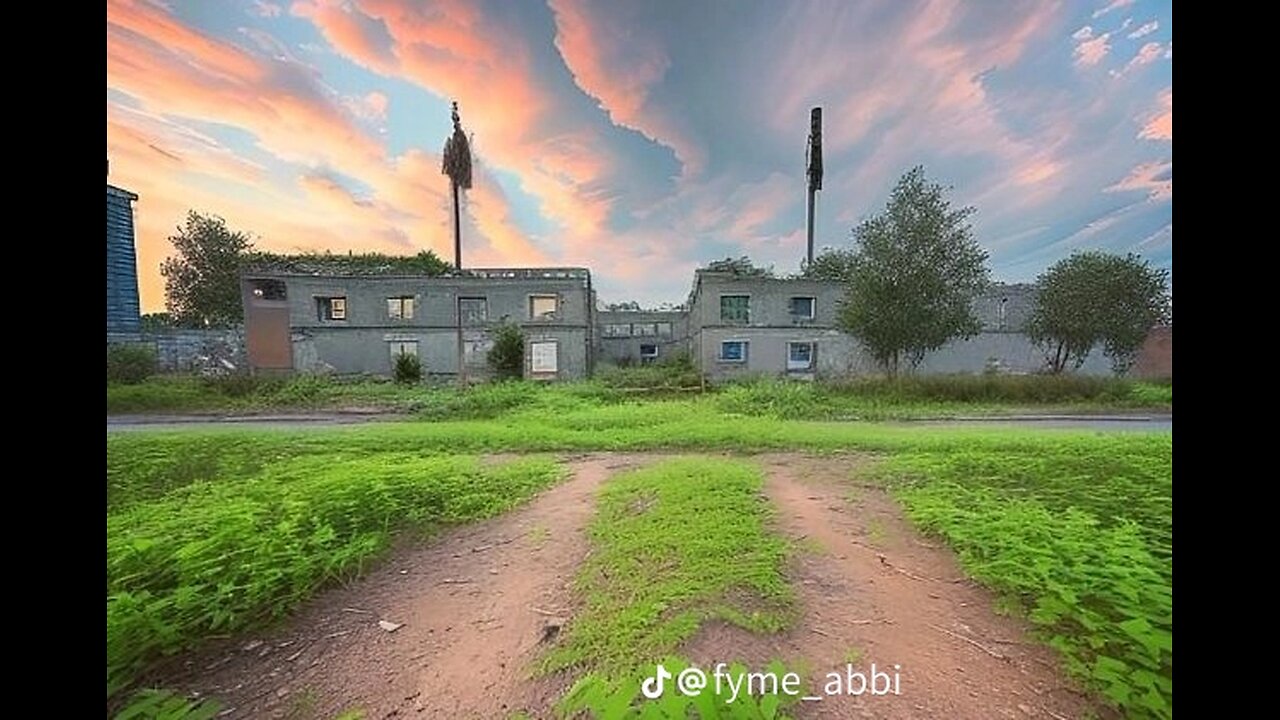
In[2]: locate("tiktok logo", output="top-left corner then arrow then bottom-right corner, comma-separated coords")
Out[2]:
642,664 -> 672,699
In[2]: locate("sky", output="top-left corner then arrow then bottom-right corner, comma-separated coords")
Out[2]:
107,0 -> 1172,312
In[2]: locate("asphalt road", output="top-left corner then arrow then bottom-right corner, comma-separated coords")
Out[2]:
106,413 -> 1172,433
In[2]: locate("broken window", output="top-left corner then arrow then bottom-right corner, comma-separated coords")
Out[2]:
318,296 -> 347,321
387,296 -> 414,320
656,322 -> 673,337
634,323 -> 658,336
640,343 -> 658,359
604,324 -> 632,337
790,297 -> 816,320
250,279 -> 286,301
787,342 -> 815,371
459,297 -> 488,325
720,295 -> 750,323
719,340 -> 748,362
388,340 -> 418,360
529,295 -> 558,320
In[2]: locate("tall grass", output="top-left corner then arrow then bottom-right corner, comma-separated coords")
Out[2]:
879,439 -> 1173,719
106,454 -> 563,703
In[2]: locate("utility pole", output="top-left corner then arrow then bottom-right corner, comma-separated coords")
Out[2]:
442,102 -> 473,388
805,107 -> 823,269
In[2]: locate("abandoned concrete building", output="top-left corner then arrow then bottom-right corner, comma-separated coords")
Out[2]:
242,267 -> 596,380
243,263 -> 1150,380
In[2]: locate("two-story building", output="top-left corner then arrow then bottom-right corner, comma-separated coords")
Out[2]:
595,309 -> 689,365
241,267 -> 595,380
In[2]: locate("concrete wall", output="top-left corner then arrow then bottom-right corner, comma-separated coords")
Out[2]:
1133,326 -> 1172,379
245,271 -> 593,380
144,327 -> 247,374
596,310 -> 689,365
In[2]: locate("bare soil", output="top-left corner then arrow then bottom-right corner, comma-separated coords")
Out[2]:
159,452 -> 1098,719
682,454 -> 1095,720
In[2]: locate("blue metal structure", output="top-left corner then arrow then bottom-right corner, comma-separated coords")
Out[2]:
106,184 -> 141,340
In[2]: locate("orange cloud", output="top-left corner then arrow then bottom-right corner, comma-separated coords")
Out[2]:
1107,160 -> 1171,201
1139,89 -> 1172,141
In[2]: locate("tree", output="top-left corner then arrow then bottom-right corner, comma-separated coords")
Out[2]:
161,212 -> 255,327
1026,251 -> 1170,374
834,166 -> 990,376
487,321 -> 524,380
803,248 -> 858,283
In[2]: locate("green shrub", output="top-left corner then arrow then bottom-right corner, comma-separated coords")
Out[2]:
107,344 -> 158,385
487,322 -> 524,380
393,352 -> 423,384
200,373 -> 278,398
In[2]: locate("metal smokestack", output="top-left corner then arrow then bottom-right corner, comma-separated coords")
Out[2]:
805,107 -> 823,268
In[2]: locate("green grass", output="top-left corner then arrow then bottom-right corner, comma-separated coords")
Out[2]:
107,374 -> 1171,418
106,453 -> 564,704
877,437 -> 1172,719
543,457 -> 793,675
107,398 -> 1172,718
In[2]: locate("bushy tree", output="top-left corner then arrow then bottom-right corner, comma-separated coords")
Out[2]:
835,166 -> 990,376
487,321 -> 525,380
803,248 -> 858,283
704,256 -> 774,277
1026,251 -> 1170,374
161,212 -> 254,328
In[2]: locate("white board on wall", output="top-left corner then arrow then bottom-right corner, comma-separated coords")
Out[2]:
530,341 -> 558,373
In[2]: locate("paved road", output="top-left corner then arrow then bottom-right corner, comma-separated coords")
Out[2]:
107,412 -> 1171,433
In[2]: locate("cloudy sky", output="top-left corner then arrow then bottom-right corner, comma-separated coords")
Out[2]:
107,0 -> 1172,312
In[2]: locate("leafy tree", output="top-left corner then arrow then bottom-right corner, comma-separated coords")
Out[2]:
247,249 -> 451,276
487,321 -> 525,380
834,166 -> 990,376
803,248 -> 858,283
1026,251 -> 1170,374
161,212 -> 254,327
393,351 -> 423,384
139,313 -> 175,333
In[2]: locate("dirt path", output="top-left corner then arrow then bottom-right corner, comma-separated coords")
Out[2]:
684,454 -> 1095,720
169,453 -> 646,720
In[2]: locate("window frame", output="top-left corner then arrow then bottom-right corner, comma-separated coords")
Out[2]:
718,339 -> 748,363
458,296 -> 488,325
387,296 -> 415,320
787,341 -> 815,371
789,296 -> 816,320
529,294 -> 558,321
388,339 -> 418,360
529,339 -> 559,374
719,294 -> 751,324
603,323 -> 632,338
639,343 -> 658,359
317,296 -> 347,321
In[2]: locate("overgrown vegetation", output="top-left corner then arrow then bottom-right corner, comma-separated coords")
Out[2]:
543,458 -> 793,675
108,344 -> 158,385
106,454 -> 563,705
878,437 -> 1172,719
488,321 -> 525,380
107,373 -> 1171,417
393,351 -> 423,384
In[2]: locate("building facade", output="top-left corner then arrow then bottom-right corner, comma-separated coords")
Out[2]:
106,184 -> 141,342
595,310 -> 689,365
242,268 -> 595,380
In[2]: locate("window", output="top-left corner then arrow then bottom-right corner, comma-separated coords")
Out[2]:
634,323 -> 658,336
787,342 -> 815,371
719,340 -> 748,362
529,294 -> 558,320
530,341 -> 558,373
720,295 -> 750,323
250,279 -> 286,301
388,340 -> 418,360
459,297 -> 488,325
789,296 -> 816,320
656,322 -> 673,337
604,323 -> 632,338
317,296 -> 347,321
640,344 -> 658,359
387,296 -> 414,320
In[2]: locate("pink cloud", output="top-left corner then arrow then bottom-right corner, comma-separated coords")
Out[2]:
1074,32 -> 1111,67
1106,160 -> 1171,201
1127,20 -> 1158,40
1138,89 -> 1172,141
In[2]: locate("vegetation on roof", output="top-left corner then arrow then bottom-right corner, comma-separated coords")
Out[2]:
246,249 -> 454,276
